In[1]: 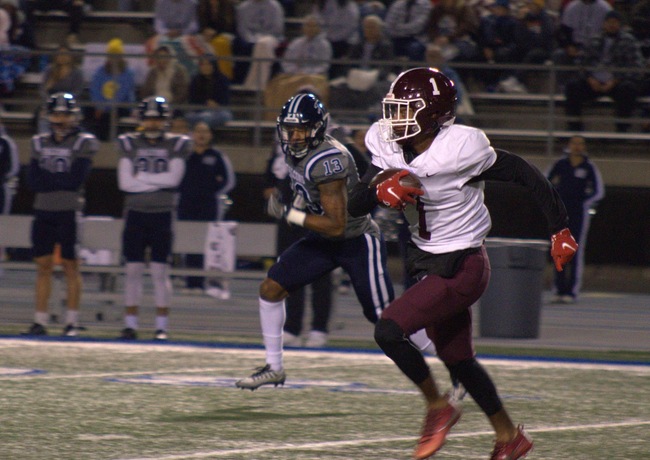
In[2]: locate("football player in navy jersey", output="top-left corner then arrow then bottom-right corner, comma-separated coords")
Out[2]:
117,96 -> 191,341
235,92 -> 439,390
23,92 -> 98,337
348,67 -> 579,460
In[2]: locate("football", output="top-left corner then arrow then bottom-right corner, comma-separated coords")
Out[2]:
368,168 -> 422,189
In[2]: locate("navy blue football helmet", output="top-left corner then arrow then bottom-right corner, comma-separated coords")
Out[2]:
46,92 -> 80,115
277,93 -> 329,158
46,92 -> 80,136
138,96 -> 170,120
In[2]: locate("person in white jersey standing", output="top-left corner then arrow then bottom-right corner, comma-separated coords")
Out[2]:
348,67 -> 579,460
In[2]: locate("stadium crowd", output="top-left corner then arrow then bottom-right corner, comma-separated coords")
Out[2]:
0,0 -> 648,136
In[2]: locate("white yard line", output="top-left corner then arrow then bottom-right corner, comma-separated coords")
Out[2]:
1,339 -> 649,381
115,420 -> 650,460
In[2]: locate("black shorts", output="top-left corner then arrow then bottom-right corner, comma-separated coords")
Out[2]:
31,210 -> 78,259
122,210 -> 173,263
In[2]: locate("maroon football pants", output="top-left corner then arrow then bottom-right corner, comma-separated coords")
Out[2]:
381,246 -> 490,364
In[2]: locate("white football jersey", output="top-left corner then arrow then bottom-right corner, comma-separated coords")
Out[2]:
366,122 -> 497,254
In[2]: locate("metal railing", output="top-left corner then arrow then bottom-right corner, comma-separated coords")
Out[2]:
2,47 -> 650,155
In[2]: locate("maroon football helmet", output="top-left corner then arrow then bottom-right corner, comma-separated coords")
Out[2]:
378,67 -> 457,143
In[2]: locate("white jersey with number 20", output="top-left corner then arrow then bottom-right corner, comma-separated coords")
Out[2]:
366,122 -> 498,254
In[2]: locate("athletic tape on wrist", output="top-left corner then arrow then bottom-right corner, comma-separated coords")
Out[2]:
286,208 -> 307,227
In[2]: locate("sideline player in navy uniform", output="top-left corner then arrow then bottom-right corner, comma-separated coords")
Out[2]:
546,135 -> 604,303
235,92 -> 439,390
23,92 -> 98,337
117,96 -> 191,341
348,67 -> 579,460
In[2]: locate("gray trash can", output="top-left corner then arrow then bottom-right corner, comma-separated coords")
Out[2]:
480,238 -> 550,339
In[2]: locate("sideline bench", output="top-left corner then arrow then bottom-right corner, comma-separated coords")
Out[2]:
0,215 -> 277,282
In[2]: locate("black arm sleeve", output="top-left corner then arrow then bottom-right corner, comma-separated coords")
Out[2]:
470,149 -> 568,234
348,163 -> 383,217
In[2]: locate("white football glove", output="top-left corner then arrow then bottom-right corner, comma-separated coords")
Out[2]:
265,191 -> 285,219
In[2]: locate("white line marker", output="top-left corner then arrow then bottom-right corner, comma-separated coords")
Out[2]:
115,420 -> 650,460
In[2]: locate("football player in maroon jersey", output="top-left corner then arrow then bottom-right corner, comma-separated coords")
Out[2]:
349,67 -> 578,460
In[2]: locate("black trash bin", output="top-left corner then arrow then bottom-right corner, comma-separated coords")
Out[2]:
480,238 -> 550,339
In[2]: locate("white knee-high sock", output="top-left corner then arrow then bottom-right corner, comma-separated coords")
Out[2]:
409,328 -> 437,356
124,262 -> 145,306
150,262 -> 172,307
259,297 -> 285,371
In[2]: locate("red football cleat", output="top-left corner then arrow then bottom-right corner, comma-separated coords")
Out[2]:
490,425 -> 534,460
413,397 -> 462,459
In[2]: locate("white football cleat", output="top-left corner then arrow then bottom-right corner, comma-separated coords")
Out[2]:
236,364 -> 286,390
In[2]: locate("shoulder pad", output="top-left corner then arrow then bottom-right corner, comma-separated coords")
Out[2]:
304,145 -> 350,183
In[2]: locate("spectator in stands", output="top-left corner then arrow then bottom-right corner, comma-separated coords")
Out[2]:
383,0 -> 432,62
154,0 -> 199,39
509,0 -> 556,91
424,43 -> 473,122
197,0 -> 236,42
476,0 -> 521,92
1,0 -> 33,48
564,10 -> 644,132
86,38 -> 137,141
553,0 -> 612,83
141,45 -> 190,108
197,0 -> 237,80
177,121 -> 236,296
232,0 -> 285,89
0,7 -> 30,98
631,0 -> 650,60
312,0 -> 360,77
116,96 -> 191,341
23,92 -> 98,337
313,0 -> 361,50
425,0 -> 480,64
37,44 -> 84,133
345,14 -> 394,81
281,14 -> 332,76
40,44 -> 83,99
546,135 -> 604,304
185,55 -> 233,130
25,0 -> 87,46
329,14 -> 393,115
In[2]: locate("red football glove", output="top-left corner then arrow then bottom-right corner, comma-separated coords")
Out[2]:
375,170 -> 424,209
550,228 -> 578,272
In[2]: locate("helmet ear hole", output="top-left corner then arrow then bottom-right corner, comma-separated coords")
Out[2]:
277,93 -> 329,158
379,67 -> 457,143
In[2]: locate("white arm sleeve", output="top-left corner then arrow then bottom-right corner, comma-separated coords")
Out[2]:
136,158 -> 186,188
117,157 -> 158,193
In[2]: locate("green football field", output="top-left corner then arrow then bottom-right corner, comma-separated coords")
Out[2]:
2,338 -> 649,460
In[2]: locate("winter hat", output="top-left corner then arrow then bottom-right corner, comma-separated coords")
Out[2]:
106,38 -> 124,55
